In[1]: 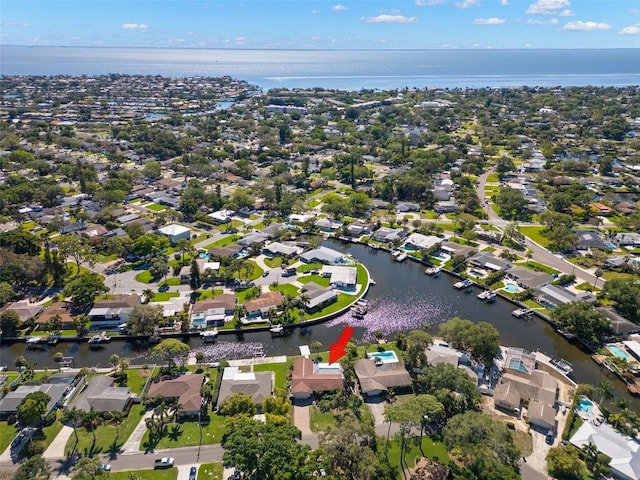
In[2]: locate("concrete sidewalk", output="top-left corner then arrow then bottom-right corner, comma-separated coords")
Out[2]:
121,410 -> 153,453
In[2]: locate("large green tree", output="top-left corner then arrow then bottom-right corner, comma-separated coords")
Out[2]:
546,445 -> 583,480
63,272 -> 109,309
126,303 -> 163,336
56,234 -> 90,276
443,411 -> 520,480
222,417 -> 318,480
551,302 -> 610,345
439,317 -> 500,367
602,277 -> 640,324
13,455 -> 51,480
17,391 -> 51,426
151,338 -> 190,368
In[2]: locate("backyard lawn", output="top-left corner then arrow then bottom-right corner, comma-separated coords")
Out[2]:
254,360 -> 292,391
151,292 -> 181,302
0,421 -> 18,453
145,203 -> 166,212
270,283 -> 300,298
297,275 -> 330,288
201,235 -> 241,250
383,437 -> 451,472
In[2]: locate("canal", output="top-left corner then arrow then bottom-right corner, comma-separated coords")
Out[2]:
2,240 -> 638,409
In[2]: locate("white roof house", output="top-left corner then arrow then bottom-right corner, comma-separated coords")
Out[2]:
404,233 -> 442,251
570,421 -> 640,480
208,209 -> 235,224
321,265 -> 357,288
263,242 -> 300,257
300,246 -> 346,265
158,224 -> 191,244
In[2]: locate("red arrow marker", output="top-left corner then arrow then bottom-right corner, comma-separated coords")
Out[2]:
329,325 -> 355,364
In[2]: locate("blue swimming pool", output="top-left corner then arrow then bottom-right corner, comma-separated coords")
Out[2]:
607,344 -> 630,361
504,283 -> 519,293
367,350 -> 399,364
576,397 -> 594,417
606,243 -> 616,250
198,252 -> 209,260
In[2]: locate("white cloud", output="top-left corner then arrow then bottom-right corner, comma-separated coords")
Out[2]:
630,9 -> 640,15
311,9 -> 318,14
526,18 -> 558,24
526,0 -> 570,15
361,14 -> 417,24
562,21 -> 611,31
501,0 -> 510,5
558,9 -> 574,17
415,0 -> 445,5
455,0 -> 479,8
333,4 -> 347,11
0,21 -> 30,27
473,17 -> 506,25
121,23 -> 149,31
234,36 -> 246,44
620,23 -> 640,35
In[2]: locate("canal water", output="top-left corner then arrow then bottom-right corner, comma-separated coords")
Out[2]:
2,240 -> 637,409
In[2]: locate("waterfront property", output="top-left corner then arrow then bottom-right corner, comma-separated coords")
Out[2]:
216,367 -> 274,412
87,295 -> 140,329
289,358 -> 343,400
147,374 -> 205,416
321,265 -> 358,290
70,375 -> 133,413
0,372 -> 76,418
353,357 -> 413,397
570,421 -> 640,480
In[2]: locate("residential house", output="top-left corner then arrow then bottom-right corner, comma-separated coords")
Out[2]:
574,230 -> 609,251
0,372 -> 76,418
615,232 -> 640,248
216,367 -> 274,412
315,217 -> 343,232
614,201 -> 636,215
597,307 -> 640,336
81,224 -> 109,240
396,202 -> 420,213
506,266 -> 553,290
468,252 -> 512,272
353,358 -> 413,397
434,201 -> 459,214
589,203 -> 614,216
0,300 -> 45,322
346,221 -> 375,237
321,266 -> 357,289
179,258 -> 206,284
473,226 -> 503,244
439,241 -> 476,258
238,232 -> 269,248
260,222 -> 287,238
534,284 -> 596,309
404,233 -> 442,252
570,421 -> 640,480
263,241 -> 300,257
373,227 -> 406,243
146,374 -> 204,416
290,358 -> 343,399
300,283 -> 339,312
208,243 -> 243,259
158,224 -> 191,245
71,375 -> 133,413
299,246 -> 347,265
191,295 -> 236,327
527,400 -> 556,431
208,209 -> 235,224
36,301 -> 76,330
243,291 -> 284,318
88,295 -> 140,328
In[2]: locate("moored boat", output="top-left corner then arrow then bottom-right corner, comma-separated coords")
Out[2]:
477,290 -> 491,300
512,308 -> 534,318
485,291 -> 497,302
88,331 -> 111,347
550,358 -> 573,376
200,329 -> 218,343
425,266 -> 442,276
454,279 -> 473,289
269,325 -> 284,336
395,253 -> 408,262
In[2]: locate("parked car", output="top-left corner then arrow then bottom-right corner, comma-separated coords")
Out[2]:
189,466 -> 197,480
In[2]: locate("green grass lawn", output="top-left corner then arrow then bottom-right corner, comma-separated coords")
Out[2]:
486,173 -> 500,183
383,437 -> 451,473
518,226 -> 551,247
296,262 -> 322,273
158,278 -> 181,287
307,293 -> 353,320
419,210 -> 439,220
135,270 -> 153,284
94,252 -> 119,263
264,256 -> 284,268
234,287 -> 260,303
270,283 -> 300,298
140,414 -> 226,450
65,404 -> 146,457
151,292 -> 180,301
309,405 -> 337,432
0,421 -> 19,453
192,289 -> 224,301
254,360 -> 292,391
241,261 -> 263,280
201,235 -> 240,250
145,203 -> 167,212
123,367 -> 155,395
108,468 -> 178,480
602,271 -> 637,281
197,463 -> 223,480
517,260 -> 560,275
306,199 -> 320,208
298,275 -> 330,288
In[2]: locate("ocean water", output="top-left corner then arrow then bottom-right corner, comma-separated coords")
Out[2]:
2,46 -> 640,91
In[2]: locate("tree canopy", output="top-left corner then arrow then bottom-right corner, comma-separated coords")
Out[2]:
17,391 -> 51,426
63,272 -> 109,309
439,317 -> 500,367
551,302 -> 611,345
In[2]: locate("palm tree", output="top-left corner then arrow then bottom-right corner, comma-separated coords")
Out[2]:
142,288 -> 154,304
108,410 -> 125,444
597,381 -> 614,405
81,407 -> 103,449
310,341 -> 323,359
62,407 -> 84,445
593,268 -> 603,289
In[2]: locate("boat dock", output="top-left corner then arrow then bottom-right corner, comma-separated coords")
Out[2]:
512,308 -> 534,318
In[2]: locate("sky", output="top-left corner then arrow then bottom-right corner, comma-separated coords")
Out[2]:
1,0 -> 640,50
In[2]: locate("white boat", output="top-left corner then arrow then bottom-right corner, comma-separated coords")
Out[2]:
512,308 -> 534,318
395,253 -> 408,262
356,299 -> 369,307
269,325 -> 284,336
392,250 -> 401,257
425,266 -> 442,276
551,358 -> 573,376
454,279 -> 473,289
88,331 -> 111,346
477,290 -> 491,300
200,329 -> 218,342
485,291 -> 497,302
26,336 -> 46,349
